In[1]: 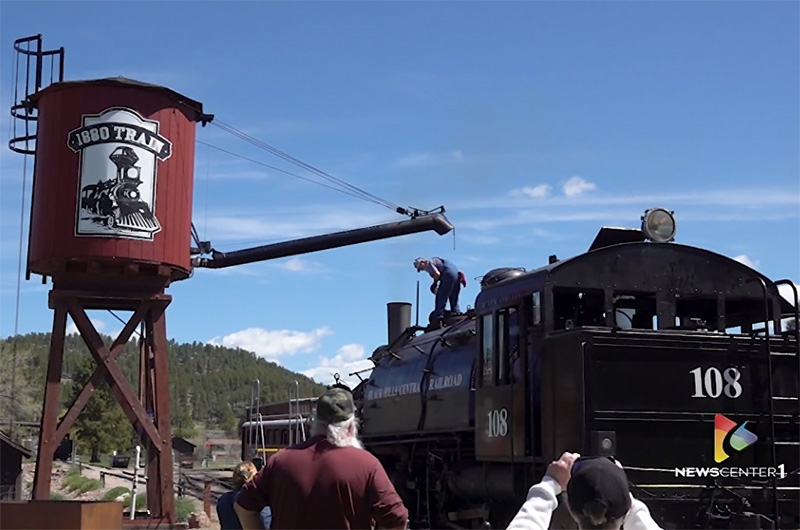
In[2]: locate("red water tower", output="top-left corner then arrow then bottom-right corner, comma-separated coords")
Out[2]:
10,36 -> 211,527
28,76 -> 204,283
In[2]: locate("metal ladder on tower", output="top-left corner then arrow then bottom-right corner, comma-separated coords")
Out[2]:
287,380 -> 306,445
249,379 -> 267,465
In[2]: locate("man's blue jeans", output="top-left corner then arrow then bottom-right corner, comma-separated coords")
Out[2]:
433,260 -> 461,319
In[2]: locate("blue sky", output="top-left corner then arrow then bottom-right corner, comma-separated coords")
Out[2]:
1,1 -> 798,387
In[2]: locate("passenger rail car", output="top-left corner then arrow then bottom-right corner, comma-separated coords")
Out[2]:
240,396 -> 316,467
240,417 -> 312,467
355,209 -> 799,530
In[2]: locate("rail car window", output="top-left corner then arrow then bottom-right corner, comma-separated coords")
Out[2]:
481,314 -> 494,386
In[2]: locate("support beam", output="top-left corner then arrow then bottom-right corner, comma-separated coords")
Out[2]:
34,289 -> 176,523
67,300 -> 165,451
32,305 -> 68,500
54,302 -> 152,444
148,302 -> 175,522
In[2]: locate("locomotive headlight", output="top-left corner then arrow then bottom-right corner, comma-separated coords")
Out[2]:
641,207 -> 676,243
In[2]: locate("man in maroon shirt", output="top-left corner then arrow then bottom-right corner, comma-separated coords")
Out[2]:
234,388 -> 408,530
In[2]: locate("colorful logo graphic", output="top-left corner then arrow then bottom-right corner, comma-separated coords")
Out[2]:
715,414 -> 758,463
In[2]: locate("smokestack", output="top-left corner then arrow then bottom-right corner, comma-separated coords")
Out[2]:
387,302 -> 411,346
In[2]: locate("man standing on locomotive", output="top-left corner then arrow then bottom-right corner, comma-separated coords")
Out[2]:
506,452 -> 662,530
234,388 -> 408,530
414,257 -> 466,323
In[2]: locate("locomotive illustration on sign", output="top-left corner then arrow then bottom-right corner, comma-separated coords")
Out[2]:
67,106 -> 172,240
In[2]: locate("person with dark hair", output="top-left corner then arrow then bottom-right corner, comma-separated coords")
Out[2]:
506,452 -> 662,530
234,388 -> 408,530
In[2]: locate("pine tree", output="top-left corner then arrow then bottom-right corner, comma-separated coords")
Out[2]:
67,355 -> 131,462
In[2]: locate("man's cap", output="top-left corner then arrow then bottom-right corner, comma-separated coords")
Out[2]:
414,257 -> 425,271
316,387 -> 355,424
567,457 -> 631,520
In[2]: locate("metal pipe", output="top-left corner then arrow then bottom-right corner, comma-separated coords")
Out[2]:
288,383 -> 295,445
193,213 -> 453,269
130,445 -> 141,520
415,281 -> 420,327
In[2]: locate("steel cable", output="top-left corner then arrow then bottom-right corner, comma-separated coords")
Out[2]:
210,120 -> 401,211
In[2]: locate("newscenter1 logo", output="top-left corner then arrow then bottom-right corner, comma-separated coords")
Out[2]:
675,414 -> 787,479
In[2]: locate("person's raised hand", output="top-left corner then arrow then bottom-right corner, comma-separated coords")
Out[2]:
545,451 -> 580,490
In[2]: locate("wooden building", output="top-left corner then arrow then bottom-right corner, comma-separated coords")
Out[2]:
1,430 -> 33,500
171,436 -> 196,468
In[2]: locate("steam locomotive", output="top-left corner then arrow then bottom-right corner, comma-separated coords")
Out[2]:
79,146 -> 160,232
245,208 -> 800,529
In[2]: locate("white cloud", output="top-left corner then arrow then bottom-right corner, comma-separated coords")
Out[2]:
453,188 -> 800,211
278,257 -> 327,273
563,176 -> 597,197
510,184 -> 552,199
203,208 -> 393,243
734,254 -> 760,270
393,150 -> 464,168
209,326 -> 332,359
302,343 -> 374,387
66,317 -> 106,336
457,208 -> 631,231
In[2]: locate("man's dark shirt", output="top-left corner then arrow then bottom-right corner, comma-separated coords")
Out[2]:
236,435 -> 407,529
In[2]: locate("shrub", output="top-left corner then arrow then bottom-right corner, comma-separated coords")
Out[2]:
102,486 -> 130,501
175,496 -> 195,523
122,492 -> 147,511
63,471 -> 102,494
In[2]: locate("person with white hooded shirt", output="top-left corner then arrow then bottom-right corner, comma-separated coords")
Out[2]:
506,452 -> 663,530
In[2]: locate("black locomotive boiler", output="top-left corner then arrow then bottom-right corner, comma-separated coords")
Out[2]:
353,208 -> 799,530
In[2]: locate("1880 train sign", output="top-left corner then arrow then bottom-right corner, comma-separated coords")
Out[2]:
67,107 -> 172,240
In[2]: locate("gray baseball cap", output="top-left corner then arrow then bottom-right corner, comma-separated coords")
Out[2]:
316,388 -> 355,423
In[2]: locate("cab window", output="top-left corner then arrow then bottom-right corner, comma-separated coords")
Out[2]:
481,307 -> 522,386
481,314 -> 494,386
497,311 -> 507,384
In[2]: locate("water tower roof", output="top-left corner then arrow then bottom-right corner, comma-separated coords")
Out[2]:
28,76 -> 207,120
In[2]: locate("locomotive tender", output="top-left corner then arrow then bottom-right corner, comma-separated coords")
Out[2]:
356,208 -> 799,529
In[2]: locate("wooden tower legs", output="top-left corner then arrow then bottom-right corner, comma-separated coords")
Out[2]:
32,289 -> 175,525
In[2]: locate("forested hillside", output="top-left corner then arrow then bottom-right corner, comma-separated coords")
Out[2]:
0,332 -> 326,458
